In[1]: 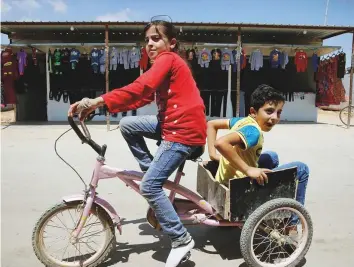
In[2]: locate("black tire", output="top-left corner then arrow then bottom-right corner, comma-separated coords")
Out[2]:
32,201 -> 115,267
339,106 -> 354,126
240,198 -> 313,267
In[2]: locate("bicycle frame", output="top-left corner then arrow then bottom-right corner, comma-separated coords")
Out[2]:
68,156 -> 243,239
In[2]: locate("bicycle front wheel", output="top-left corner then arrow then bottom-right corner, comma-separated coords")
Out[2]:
32,201 -> 115,267
339,106 -> 354,126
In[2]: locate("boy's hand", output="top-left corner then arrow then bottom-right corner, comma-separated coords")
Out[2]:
245,167 -> 273,186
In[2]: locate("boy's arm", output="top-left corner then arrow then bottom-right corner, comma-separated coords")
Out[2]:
214,132 -> 249,173
207,119 -> 229,161
214,129 -> 271,185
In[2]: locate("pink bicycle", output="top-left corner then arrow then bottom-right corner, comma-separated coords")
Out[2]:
32,116 -> 313,267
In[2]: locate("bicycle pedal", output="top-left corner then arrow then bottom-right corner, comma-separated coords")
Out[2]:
180,251 -> 191,263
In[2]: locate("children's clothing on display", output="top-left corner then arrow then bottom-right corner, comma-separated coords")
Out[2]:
53,49 -> 62,75
221,48 -> 234,70
32,48 -> 38,66
269,49 -> 281,68
90,48 -> 100,74
99,49 -> 106,74
110,47 -> 119,71
311,52 -> 319,72
70,48 -> 80,70
295,50 -> 308,72
17,49 -> 27,75
139,47 -> 149,71
120,48 -> 130,69
198,48 -> 212,67
1,48 -> 18,104
249,49 -> 264,71
129,47 -> 141,69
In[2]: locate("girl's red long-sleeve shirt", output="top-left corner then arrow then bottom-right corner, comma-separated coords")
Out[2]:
101,52 -> 207,146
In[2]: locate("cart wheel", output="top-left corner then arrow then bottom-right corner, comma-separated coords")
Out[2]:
240,198 -> 313,267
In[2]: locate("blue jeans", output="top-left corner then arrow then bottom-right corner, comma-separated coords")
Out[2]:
119,115 -> 197,243
258,151 -> 309,224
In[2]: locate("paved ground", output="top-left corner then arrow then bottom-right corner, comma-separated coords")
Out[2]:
1,113 -> 354,267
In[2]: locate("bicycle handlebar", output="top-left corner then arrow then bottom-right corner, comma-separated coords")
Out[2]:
68,116 -> 107,157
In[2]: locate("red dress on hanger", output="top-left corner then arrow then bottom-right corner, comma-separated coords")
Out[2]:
1,48 -> 18,104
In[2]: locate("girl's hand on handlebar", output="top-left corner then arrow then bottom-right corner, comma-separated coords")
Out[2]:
68,97 -> 104,121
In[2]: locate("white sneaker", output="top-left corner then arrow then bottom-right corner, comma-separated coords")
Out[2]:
165,238 -> 195,267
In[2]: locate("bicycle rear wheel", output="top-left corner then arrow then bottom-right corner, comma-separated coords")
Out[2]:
339,106 -> 354,126
240,198 -> 313,267
32,201 -> 115,267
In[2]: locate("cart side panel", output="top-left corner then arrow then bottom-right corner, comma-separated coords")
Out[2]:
229,167 -> 298,222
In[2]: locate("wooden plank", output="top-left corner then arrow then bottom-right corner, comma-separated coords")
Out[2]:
229,167 -> 298,222
196,163 -> 230,219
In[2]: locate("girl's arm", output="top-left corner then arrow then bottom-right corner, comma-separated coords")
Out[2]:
101,53 -> 173,113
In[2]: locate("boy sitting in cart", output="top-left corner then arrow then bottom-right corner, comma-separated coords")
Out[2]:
206,84 -> 309,230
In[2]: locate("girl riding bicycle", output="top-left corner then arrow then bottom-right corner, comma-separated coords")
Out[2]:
68,17 -> 207,266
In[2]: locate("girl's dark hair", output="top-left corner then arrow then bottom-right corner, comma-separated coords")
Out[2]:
143,20 -> 179,52
143,18 -> 194,73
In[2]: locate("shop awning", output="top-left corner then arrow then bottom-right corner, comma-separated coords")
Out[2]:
1,21 -> 353,45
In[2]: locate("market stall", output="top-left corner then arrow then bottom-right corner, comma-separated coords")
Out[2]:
1,21 -> 353,125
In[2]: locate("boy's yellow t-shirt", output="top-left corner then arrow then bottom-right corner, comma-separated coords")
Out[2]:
215,116 -> 264,185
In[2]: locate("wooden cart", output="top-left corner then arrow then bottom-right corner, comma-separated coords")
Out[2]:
196,161 -> 298,222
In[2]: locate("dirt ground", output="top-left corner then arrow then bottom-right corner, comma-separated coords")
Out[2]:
2,114 -> 354,267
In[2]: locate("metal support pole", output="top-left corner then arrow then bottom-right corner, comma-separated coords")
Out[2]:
236,27 -> 241,117
105,25 -> 110,131
347,32 -> 354,129
46,51 -> 50,121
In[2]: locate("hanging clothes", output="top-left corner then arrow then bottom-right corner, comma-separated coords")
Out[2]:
249,49 -> 263,71
269,49 -> 281,68
90,48 -> 100,74
178,48 -> 187,59
48,49 -> 53,73
139,47 -> 148,71
1,48 -> 18,104
17,49 -> 27,75
120,48 -> 130,70
221,48 -> 234,70
198,48 -> 212,68
295,50 -> 308,72
61,48 -> 71,74
32,48 -> 38,66
311,52 -> 319,72
99,49 -> 106,74
316,55 -> 346,106
337,51 -> 346,78
129,47 -> 141,69
241,49 -> 247,70
1,82 -> 4,107
110,47 -> 119,71
70,48 -> 80,70
53,49 -> 62,75
279,52 -> 289,69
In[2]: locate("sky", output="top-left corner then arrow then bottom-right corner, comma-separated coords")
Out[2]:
1,0 -> 353,66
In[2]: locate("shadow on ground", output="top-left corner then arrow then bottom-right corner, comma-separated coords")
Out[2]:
99,218 -> 244,267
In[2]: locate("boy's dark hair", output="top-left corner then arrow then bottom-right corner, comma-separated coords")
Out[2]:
250,84 -> 285,111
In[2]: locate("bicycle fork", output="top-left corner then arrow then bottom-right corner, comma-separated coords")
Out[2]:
70,187 -> 96,241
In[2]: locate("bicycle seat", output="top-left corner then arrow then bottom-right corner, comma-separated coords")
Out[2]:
187,146 -> 205,161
